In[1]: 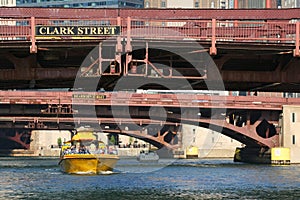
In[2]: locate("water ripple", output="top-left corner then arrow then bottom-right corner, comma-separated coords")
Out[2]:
0,158 -> 300,199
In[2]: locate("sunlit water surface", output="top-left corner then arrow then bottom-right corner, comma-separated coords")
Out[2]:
0,157 -> 300,199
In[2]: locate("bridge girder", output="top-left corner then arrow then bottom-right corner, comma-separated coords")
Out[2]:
0,108 -> 281,149
0,7 -> 299,20
0,42 -> 300,92
0,130 -> 31,149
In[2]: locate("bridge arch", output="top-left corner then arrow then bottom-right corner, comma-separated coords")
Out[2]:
0,130 -> 31,149
102,114 -> 278,150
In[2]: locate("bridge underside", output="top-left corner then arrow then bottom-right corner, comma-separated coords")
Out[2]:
0,40 -> 299,92
0,129 -> 31,149
0,99 -> 281,150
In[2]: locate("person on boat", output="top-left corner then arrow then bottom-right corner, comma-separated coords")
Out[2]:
70,145 -> 77,154
79,145 -> 90,154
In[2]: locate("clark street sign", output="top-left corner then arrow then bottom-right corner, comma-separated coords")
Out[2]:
36,26 -> 121,36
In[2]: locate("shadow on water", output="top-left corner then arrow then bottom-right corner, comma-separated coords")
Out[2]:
0,156 -> 60,168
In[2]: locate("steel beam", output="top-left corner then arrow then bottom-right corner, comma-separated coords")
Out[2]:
0,7 -> 300,20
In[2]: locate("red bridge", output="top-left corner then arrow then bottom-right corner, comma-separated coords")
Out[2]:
0,7 -> 299,161
0,90 -> 299,150
0,7 -> 299,91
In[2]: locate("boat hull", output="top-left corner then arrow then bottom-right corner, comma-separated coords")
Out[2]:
59,154 -> 119,174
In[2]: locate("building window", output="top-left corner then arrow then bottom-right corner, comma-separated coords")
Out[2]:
292,113 -> 295,122
145,1 -> 150,8
221,0 -> 226,9
293,135 -> 296,145
161,0 -> 166,8
195,0 -> 199,8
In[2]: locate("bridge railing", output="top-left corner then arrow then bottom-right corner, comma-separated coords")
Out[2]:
128,18 -> 297,43
216,21 -> 296,43
128,18 -> 212,40
0,17 -> 299,55
0,18 -> 30,40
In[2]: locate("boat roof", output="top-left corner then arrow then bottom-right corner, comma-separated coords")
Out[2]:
72,131 -> 97,141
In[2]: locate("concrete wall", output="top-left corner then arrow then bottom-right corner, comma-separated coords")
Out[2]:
118,148 -> 147,157
29,125 -> 242,158
30,130 -> 71,156
282,105 -> 300,163
167,0 -> 194,8
181,124 -> 242,158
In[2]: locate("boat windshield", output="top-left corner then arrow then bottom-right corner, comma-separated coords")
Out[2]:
61,140 -> 118,156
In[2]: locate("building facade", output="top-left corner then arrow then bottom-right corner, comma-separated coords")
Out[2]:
281,105 -> 300,163
0,0 -> 16,6
144,0 -> 231,9
10,0 -> 300,8
280,0 -> 299,8
144,0 -> 298,9
181,124 -> 242,158
16,0 -> 144,8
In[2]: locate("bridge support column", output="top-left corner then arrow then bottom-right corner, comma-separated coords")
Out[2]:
210,19 -> 217,55
125,16 -> 132,75
294,21 -> 300,57
30,16 -> 37,54
115,16 -> 122,75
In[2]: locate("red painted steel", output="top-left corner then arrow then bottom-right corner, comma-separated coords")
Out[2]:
0,19 -> 294,40
30,16 -> 37,53
0,7 -> 119,19
295,21 -> 300,57
210,19 -> 217,55
0,116 -> 177,126
0,90 -> 295,148
0,7 -> 299,149
0,16 -> 299,57
128,8 -> 292,20
0,90 -> 299,110
181,117 -> 279,148
0,7 -> 300,20
0,131 -> 30,149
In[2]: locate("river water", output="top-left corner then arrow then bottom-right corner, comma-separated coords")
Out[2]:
0,157 -> 300,200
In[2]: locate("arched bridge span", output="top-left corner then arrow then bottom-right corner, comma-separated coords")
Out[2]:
0,91 -> 296,150
0,130 -> 31,149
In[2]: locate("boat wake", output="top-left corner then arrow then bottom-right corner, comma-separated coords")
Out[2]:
74,171 -> 95,175
98,171 -> 115,175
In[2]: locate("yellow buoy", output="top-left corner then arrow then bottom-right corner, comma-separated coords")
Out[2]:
271,147 -> 290,165
186,146 -> 199,159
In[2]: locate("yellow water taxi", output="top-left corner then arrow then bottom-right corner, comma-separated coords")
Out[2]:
59,128 -> 119,175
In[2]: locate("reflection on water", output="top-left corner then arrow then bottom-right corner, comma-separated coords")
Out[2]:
0,157 -> 300,199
